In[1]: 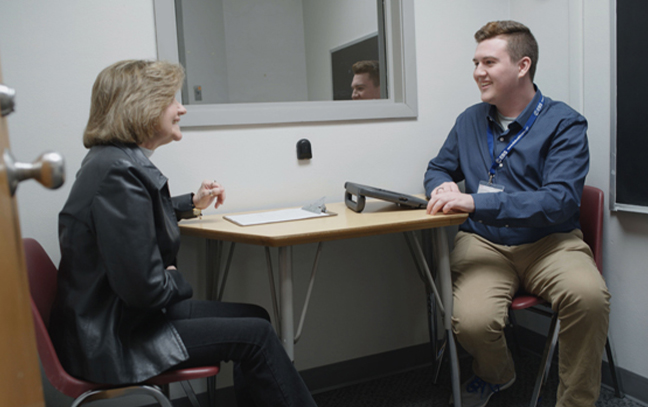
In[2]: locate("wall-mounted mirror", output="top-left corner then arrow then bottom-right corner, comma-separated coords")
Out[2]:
153,0 -> 417,127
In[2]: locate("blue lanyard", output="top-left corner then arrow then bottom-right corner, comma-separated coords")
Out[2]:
486,93 -> 545,184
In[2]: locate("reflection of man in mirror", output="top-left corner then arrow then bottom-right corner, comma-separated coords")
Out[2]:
351,60 -> 380,100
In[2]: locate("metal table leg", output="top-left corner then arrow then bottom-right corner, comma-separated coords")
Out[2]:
205,240 -> 236,301
421,230 -> 444,383
404,228 -> 461,406
266,243 -> 323,360
404,231 -> 446,382
205,240 -> 222,300
433,227 -> 462,407
278,246 -> 295,360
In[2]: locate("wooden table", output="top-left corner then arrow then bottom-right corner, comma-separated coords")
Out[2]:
180,199 -> 468,406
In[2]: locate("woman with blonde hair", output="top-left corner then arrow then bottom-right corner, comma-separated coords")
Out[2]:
51,59 -> 317,407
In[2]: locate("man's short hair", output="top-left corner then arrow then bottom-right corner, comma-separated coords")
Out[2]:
352,60 -> 380,87
83,60 -> 185,148
474,20 -> 539,81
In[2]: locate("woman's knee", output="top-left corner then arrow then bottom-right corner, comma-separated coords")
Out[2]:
244,303 -> 271,322
240,318 -> 284,357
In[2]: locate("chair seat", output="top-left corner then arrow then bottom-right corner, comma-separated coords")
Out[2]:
510,294 -> 545,310
147,366 -> 221,386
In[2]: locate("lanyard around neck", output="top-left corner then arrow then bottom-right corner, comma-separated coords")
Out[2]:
486,93 -> 545,184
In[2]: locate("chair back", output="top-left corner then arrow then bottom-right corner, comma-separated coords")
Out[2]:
579,186 -> 604,273
23,238 -> 104,398
512,185 -> 605,311
24,238 -> 58,326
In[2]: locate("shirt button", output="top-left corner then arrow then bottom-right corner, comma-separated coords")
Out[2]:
478,220 -> 483,224
499,137 -> 505,142
499,163 -> 504,168
505,224 -> 510,228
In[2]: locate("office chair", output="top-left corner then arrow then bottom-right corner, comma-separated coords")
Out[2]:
509,185 -> 624,407
23,237 -> 219,407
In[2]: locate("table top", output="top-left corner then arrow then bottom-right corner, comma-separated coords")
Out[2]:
179,199 -> 468,247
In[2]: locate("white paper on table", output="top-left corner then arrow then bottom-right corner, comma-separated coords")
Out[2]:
224,207 -> 336,226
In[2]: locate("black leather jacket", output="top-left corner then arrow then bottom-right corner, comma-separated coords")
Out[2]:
51,143 -> 196,384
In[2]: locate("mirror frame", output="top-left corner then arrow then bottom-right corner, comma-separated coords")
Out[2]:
153,0 -> 417,127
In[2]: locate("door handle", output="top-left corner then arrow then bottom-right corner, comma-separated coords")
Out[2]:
0,83 -> 16,117
3,149 -> 65,196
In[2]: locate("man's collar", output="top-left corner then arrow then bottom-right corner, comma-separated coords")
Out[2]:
488,84 -> 542,128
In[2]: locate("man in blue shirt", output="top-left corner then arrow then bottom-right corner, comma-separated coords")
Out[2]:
424,21 -> 610,407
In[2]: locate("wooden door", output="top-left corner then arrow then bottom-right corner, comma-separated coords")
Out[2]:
0,55 -> 46,407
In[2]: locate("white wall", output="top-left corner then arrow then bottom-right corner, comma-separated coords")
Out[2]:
1,0 -> 646,402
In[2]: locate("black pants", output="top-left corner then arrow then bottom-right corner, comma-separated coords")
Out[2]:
167,299 -> 316,407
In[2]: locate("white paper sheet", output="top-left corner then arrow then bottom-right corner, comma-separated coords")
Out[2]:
224,208 -> 335,226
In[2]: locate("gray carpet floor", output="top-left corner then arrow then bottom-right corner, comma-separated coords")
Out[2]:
312,352 -> 642,407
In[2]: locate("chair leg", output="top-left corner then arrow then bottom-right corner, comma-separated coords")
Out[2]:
160,383 -> 170,398
180,380 -> 202,407
529,314 -> 560,407
507,310 -> 523,360
605,336 -> 625,398
207,375 -> 218,407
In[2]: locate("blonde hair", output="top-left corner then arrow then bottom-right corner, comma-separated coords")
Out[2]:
83,60 -> 185,148
475,21 -> 539,81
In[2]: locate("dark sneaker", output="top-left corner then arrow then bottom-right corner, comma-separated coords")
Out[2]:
450,374 -> 516,407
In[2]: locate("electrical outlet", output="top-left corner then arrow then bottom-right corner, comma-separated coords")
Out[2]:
194,85 -> 202,101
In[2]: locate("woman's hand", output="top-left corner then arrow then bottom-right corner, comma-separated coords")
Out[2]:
193,180 -> 226,210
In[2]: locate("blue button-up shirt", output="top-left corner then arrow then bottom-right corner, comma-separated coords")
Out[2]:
424,88 -> 588,246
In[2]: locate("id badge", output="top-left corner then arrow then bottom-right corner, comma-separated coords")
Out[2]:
478,180 -> 505,193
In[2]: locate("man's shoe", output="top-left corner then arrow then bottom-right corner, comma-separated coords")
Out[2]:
450,374 -> 515,407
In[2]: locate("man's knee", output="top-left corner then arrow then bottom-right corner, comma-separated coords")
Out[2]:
554,276 -> 610,320
453,307 -> 508,344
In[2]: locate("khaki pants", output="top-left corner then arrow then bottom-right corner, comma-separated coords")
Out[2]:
451,230 -> 610,407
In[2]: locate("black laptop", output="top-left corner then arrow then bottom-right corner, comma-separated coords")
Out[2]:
344,182 -> 428,213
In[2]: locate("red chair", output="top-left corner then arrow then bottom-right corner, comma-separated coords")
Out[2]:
23,238 -> 219,407
510,185 -> 624,406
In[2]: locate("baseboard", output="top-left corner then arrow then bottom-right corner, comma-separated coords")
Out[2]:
173,328 -> 648,406
302,342 -> 435,394
602,366 -> 648,405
